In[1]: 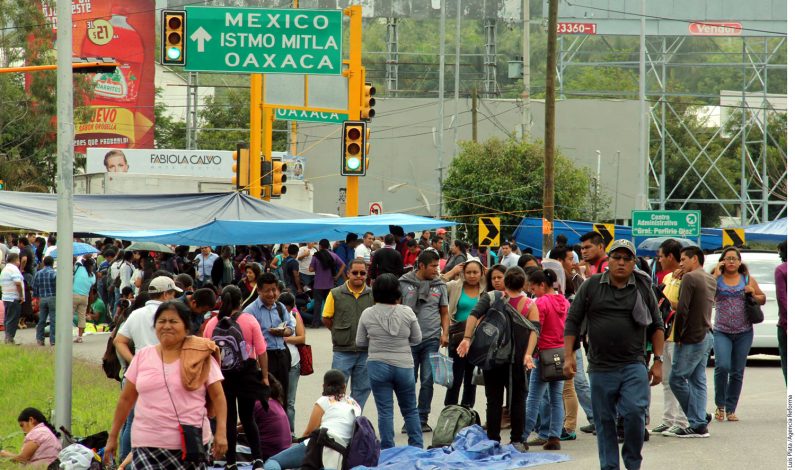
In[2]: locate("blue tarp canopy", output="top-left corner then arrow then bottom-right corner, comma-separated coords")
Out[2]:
99,214 -> 455,246
512,217 -> 786,257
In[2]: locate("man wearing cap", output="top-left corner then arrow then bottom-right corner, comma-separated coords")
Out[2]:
563,240 -> 664,470
113,275 -> 183,460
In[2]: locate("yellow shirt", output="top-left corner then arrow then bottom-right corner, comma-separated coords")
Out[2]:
662,272 -> 681,342
322,281 -> 366,318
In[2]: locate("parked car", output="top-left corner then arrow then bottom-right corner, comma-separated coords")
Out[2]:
704,251 -> 780,356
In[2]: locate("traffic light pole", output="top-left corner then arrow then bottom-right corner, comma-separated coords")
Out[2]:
250,74 -> 263,199
263,104 -> 274,201
345,6 -> 363,217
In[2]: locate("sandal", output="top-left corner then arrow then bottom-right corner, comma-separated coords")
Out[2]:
727,412 -> 739,422
73,336 -> 83,343
715,408 -> 725,422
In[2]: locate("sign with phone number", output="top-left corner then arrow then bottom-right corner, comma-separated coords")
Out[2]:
557,22 -> 597,34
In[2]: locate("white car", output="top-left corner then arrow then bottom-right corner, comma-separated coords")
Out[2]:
704,251 -> 781,356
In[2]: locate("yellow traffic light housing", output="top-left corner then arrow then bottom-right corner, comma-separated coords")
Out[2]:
162,10 -> 186,66
232,145 -> 250,190
360,82 -> 376,121
271,156 -> 287,199
342,121 -> 367,176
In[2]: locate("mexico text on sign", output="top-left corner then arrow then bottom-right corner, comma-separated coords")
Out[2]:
185,6 -> 342,75
631,210 -> 701,238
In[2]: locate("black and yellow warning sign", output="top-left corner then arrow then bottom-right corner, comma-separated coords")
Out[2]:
478,217 -> 500,247
722,228 -> 745,248
593,223 -> 615,250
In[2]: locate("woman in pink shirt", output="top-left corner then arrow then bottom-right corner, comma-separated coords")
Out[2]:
523,269 -> 570,451
0,408 -> 62,466
105,301 -> 228,469
203,285 -> 270,470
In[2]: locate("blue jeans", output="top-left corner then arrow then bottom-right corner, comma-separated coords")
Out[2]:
574,348 -> 594,423
367,361 -> 423,449
411,338 -> 439,423
713,329 -> 754,413
36,296 -> 56,345
3,300 -> 21,342
590,363 -> 650,470
265,442 -> 333,470
286,362 -> 300,432
300,273 -> 314,290
119,405 -> 134,461
523,357 -> 564,440
669,333 -> 713,428
332,351 -> 371,409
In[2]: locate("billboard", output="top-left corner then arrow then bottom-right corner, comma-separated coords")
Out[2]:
87,148 -> 234,178
41,0 -> 156,153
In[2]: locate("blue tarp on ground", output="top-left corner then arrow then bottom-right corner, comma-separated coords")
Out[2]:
99,214 -> 456,246
512,217 -> 786,257
352,425 -> 570,470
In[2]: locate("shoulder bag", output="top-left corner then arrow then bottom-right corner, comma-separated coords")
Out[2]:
744,276 -> 764,324
538,347 -> 566,382
162,352 -> 207,463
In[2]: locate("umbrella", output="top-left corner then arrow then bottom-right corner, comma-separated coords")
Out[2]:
636,237 -> 697,256
49,242 -> 99,258
126,241 -> 175,254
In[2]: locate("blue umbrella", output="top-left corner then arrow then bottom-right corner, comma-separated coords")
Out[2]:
636,237 -> 697,257
49,242 -> 99,258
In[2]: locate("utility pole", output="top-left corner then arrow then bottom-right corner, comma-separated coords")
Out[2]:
542,0 -> 559,254
637,0 -> 648,211
55,0 -> 75,437
291,0 -> 299,160
471,87 -> 478,143
250,74 -> 263,199
521,0 -> 531,140
436,0 -> 446,218
345,6 -> 363,216
452,0 -> 461,158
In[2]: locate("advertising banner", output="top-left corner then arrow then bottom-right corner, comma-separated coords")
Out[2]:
41,0 -> 156,153
87,148 -> 234,178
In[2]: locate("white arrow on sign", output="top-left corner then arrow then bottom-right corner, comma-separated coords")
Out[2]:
190,26 -> 212,53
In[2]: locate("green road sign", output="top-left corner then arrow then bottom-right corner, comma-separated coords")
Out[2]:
274,108 -> 348,124
632,210 -> 701,237
184,6 -> 342,75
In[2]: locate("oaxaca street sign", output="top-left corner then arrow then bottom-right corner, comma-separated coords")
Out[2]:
274,108 -> 348,124
184,6 -> 342,75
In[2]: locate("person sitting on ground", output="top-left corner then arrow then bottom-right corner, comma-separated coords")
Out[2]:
252,373 -> 292,460
0,408 -> 62,467
264,369 -> 361,470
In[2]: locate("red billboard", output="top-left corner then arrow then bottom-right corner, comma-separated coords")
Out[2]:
41,0 -> 155,153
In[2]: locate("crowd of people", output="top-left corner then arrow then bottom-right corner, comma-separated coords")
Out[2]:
0,228 -> 786,470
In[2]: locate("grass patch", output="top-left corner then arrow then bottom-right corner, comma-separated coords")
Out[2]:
0,344 -> 119,458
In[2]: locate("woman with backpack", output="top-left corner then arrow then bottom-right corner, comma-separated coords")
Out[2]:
442,259 -> 486,409
522,269 -> 569,451
711,247 -> 766,422
72,258 -> 96,343
457,267 -> 539,452
308,239 -> 345,328
203,285 -> 270,470
356,273 -> 424,450
264,369 -> 362,470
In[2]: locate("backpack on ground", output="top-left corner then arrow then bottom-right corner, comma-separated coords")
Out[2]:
467,292 -> 514,370
431,405 -> 481,448
212,314 -> 249,372
342,415 -> 380,469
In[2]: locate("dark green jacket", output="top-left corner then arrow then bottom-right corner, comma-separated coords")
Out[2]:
330,282 -> 374,352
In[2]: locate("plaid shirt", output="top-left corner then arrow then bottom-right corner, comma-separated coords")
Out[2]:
32,266 -> 57,298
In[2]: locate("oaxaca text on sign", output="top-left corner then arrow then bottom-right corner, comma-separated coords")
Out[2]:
185,6 -> 343,75
274,108 -> 348,124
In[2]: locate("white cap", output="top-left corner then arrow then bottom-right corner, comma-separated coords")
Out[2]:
148,276 -> 183,294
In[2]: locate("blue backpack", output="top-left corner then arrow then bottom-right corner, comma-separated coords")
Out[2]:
343,415 -> 380,469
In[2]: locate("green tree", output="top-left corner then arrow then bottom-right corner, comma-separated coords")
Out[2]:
153,88 -> 186,149
196,87 -> 287,151
442,137 -> 608,244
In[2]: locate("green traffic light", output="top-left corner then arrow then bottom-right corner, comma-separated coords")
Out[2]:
166,46 -> 182,61
346,157 -> 361,170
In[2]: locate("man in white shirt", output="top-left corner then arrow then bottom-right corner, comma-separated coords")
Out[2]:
194,246 -> 219,286
354,232 -> 375,265
499,242 -> 520,268
297,242 -> 317,291
1,253 -> 25,344
113,275 -> 182,460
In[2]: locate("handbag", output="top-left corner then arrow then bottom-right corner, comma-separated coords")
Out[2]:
471,367 -> 485,386
448,321 -> 466,350
744,292 -> 764,324
429,352 -> 454,388
538,347 -> 566,382
162,352 -> 207,463
298,343 -> 314,376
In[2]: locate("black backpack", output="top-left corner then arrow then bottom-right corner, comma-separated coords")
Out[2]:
212,314 -> 249,372
467,292 -> 515,371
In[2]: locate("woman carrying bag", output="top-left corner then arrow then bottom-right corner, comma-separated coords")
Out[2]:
442,259 -> 487,408
711,247 -> 765,422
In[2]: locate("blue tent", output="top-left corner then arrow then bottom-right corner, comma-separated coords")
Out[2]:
512,217 -> 786,257
99,214 -> 455,246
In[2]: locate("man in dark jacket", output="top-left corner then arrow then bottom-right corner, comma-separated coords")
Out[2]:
663,246 -> 716,438
368,234 -> 404,281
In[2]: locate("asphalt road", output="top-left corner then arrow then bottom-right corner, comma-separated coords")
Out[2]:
14,327 -> 789,469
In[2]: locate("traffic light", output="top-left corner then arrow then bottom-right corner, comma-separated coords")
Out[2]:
232,145 -> 250,190
271,156 -> 287,199
360,82 -> 376,121
161,10 -> 186,66
0,180 -> 5,190
341,121 -> 367,176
